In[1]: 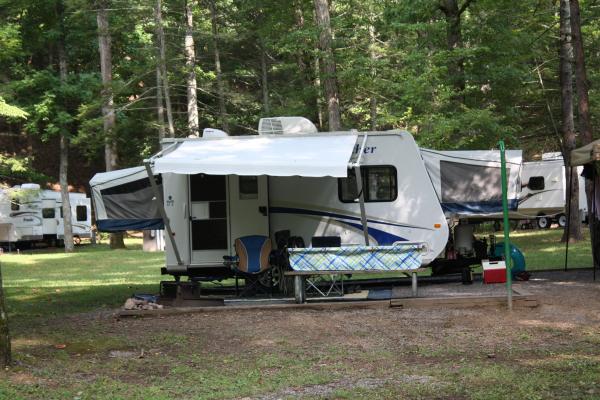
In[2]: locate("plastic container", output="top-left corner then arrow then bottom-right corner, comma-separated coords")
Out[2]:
482,260 -> 507,284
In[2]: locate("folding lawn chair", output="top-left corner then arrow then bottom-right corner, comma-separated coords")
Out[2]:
223,235 -> 273,296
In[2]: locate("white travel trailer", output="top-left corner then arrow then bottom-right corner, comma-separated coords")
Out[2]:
516,154 -> 587,228
0,184 -> 92,248
147,121 -> 449,279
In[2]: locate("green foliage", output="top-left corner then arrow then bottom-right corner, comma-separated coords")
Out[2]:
0,155 -> 49,184
0,97 -> 27,119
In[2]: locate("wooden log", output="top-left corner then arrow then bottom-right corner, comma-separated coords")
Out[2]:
0,262 -> 11,367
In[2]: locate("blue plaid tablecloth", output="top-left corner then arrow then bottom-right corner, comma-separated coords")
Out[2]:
288,244 -> 423,272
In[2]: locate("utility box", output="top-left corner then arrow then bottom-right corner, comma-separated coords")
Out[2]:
482,260 -> 507,284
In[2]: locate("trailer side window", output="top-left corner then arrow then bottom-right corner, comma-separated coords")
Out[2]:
338,166 -> 397,203
42,208 -> 55,218
239,176 -> 258,200
528,176 -> 545,191
76,205 -> 87,221
11,201 -> 19,211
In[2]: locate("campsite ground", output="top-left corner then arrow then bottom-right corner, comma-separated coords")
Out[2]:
0,230 -> 598,399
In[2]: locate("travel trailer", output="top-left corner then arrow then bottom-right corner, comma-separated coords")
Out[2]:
146,118 -> 450,280
516,154 -> 587,228
0,184 -> 92,248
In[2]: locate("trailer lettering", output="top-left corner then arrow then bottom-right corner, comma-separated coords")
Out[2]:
353,144 -> 377,154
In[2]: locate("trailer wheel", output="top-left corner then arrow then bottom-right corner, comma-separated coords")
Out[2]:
557,214 -> 567,228
537,215 -> 550,229
73,235 -> 82,246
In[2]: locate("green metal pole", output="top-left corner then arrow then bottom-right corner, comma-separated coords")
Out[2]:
499,140 -> 513,310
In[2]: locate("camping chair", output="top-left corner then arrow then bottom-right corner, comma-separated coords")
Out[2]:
223,235 -> 273,296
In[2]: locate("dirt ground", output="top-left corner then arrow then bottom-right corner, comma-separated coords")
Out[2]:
3,270 -> 600,399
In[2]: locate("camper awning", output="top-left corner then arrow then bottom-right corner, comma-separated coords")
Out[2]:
152,134 -> 359,177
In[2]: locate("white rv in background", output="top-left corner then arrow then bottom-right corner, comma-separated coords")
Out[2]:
0,184 -> 92,248
517,153 -> 587,228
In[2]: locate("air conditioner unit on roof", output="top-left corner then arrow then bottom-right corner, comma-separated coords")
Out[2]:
258,117 -> 318,135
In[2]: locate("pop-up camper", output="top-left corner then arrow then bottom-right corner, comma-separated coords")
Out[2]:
90,166 -> 164,232
421,148 -> 523,218
146,119 -> 449,280
0,184 -> 92,248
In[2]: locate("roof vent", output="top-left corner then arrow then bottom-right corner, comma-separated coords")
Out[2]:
258,117 -> 318,135
203,128 -> 229,138
20,183 -> 41,190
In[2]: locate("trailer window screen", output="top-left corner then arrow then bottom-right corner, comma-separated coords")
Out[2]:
76,205 -> 87,221
440,160 -> 507,203
191,220 -> 227,250
190,174 -> 226,202
239,176 -> 258,200
42,208 -> 55,218
527,176 -> 545,191
338,166 -> 397,203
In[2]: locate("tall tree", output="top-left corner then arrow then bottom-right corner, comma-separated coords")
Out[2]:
97,1 -> 125,249
314,0 -> 341,131
208,0 -> 229,132
559,0 -> 583,242
57,0 -> 74,252
155,0 -> 174,137
184,0 -> 199,136
438,0 -> 472,104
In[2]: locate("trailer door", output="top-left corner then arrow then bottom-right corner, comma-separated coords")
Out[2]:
189,174 -> 229,264
228,176 -> 269,243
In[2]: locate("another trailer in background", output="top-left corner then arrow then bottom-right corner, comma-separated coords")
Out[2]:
516,153 -> 587,229
0,184 -> 92,249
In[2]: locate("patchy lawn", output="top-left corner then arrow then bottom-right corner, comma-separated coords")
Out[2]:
0,233 -> 598,399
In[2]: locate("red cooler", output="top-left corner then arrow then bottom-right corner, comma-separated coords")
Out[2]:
482,260 -> 507,284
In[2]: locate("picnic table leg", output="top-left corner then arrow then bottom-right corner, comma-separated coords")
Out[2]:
411,272 -> 418,297
294,275 -> 306,304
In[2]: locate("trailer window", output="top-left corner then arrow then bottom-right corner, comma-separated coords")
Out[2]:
338,166 -> 397,203
239,176 -> 258,200
527,176 -> 545,191
11,201 -> 19,211
42,208 -> 55,218
76,205 -> 87,221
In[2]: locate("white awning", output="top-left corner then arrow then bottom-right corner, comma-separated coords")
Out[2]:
152,134 -> 359,177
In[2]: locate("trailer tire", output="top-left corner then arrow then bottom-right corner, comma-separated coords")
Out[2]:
557,214 -> 567,228
537,215 -> 550,229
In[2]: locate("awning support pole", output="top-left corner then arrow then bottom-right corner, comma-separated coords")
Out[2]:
144,162 -> 183,266
353,134 -> 370,245
499,140 -> 512,311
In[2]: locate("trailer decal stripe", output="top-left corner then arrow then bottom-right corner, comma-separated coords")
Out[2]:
269,207 -> 432,231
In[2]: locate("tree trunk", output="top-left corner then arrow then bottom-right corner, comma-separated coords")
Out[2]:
439,0 -> 471,104
155,0 -> 174,137
0,263 -> 10,368
184,0 -> 199,136
208,0 -> 228,132
259,39 -> 270,115
97,2 -> 125,249
368,19 -> 377,131
57,1 -> 74,253
559,0 -> 583,242
570,0 -> 597,264
294,3 -> 320,126
314,0 -> 341,131
156,65 -> 165,142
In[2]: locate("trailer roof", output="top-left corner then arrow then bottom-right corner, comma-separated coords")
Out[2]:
151,134 -> 359,177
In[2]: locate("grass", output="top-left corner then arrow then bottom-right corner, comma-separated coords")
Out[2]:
0,230 -> 597,399
508,228 -> 593,270
1,238 -> 163,325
